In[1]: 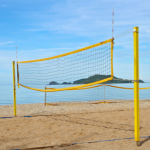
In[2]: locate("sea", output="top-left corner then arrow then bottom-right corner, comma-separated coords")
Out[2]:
0,83 -> 150,105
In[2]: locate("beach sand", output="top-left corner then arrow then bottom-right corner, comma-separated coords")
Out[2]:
0,100 -> 150,150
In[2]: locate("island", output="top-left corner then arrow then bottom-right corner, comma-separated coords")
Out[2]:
73,74 -> 144,84
49,74 -> 144,85
49,81 -> 59,85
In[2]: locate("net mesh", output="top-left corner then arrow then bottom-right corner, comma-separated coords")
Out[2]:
17,39 -> 113,92
45,84 -> 150,105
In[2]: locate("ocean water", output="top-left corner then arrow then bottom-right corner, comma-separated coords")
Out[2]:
0,83 -> 150,105
0,85 -> 45,105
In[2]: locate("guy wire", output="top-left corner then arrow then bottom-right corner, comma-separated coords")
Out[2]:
114,28 -> 133,39
112,7 -> 114,39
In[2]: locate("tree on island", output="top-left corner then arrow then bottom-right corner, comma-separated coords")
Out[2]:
62,82 -> 72,84
49,81 -> 59,85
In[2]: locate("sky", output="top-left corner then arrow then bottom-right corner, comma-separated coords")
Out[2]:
0,0 -> 150,86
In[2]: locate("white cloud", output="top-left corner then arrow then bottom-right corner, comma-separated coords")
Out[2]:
0,5 -> 7,7
25,0 -> 150,39
0,41 -> 14,46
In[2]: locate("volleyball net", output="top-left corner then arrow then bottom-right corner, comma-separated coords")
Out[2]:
17,38 -> 114,92
15,27 -> 150,146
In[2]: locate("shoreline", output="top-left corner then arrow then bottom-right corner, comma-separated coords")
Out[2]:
0,99 -> 150,117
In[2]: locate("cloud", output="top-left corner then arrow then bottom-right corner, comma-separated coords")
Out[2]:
0,41 -> 14,46
147,30 -> 150,33
0,5 -> 7,7
25,0 -> 150,38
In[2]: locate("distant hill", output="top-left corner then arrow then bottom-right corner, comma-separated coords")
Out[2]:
48,74 -> 144,85
49,81 -> 59,85
73,74 -> 144,84
49,81 -> 72,85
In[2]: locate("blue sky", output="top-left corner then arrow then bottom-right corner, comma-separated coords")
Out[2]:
0,0 -> 150,85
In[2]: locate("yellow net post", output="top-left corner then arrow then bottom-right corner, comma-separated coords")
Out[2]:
17,63 -> 20,89
111,39 -> 114,78
133,27 -> 140,146
12,61 -> 17,117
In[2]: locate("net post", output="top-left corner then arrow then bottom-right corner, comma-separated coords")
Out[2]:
111,38 -> 114,78
17,62 -> 20,89
133,27 -> 140,146
45,87 -> 46,106
12,61 -> 17,117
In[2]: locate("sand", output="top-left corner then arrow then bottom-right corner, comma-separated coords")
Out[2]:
0,100 -> 150,150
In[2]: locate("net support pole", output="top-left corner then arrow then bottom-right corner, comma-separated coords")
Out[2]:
111,39 -> 114,78
12,61 -> 17,117
17,63 -> 20,89
133,27 -> 140,146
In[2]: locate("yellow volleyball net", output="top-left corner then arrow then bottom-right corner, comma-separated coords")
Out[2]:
15,27 -> 149,146
17,38 -> 114,92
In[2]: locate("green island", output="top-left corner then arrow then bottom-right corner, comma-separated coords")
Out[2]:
49,74 -> 144,85
73,74 -> 144,84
